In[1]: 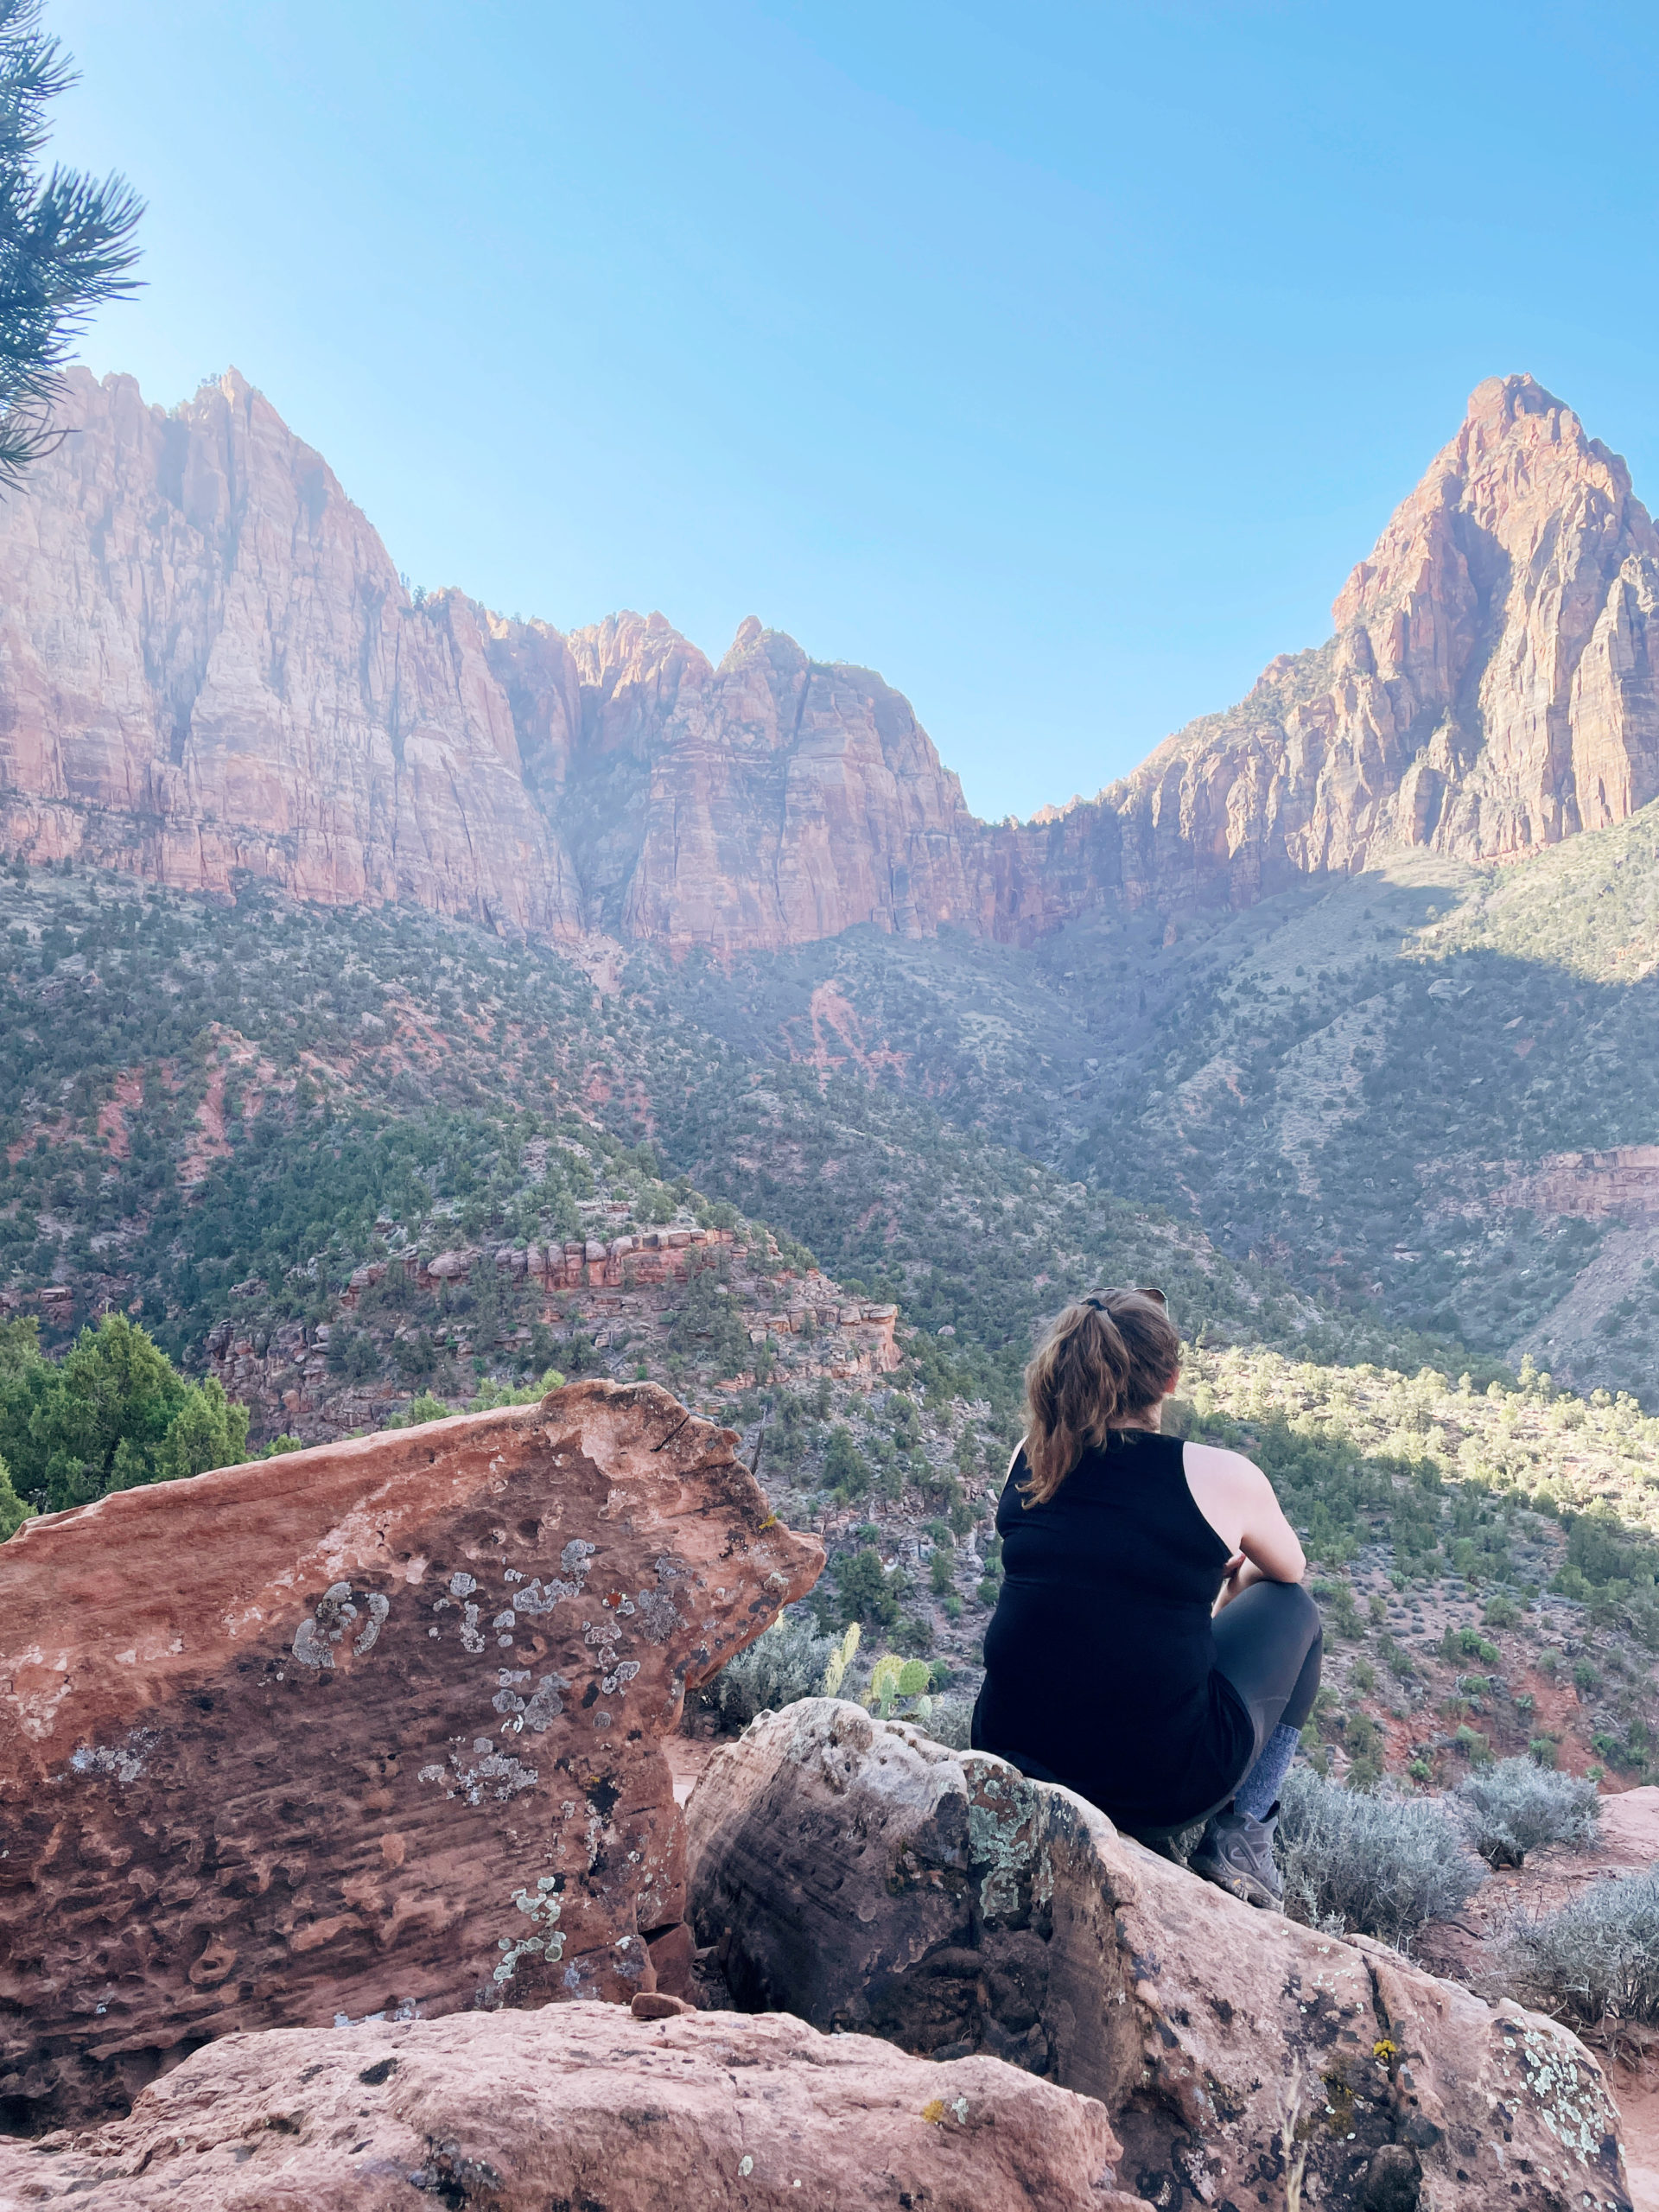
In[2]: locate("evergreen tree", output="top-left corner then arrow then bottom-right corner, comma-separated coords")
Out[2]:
0,0 -> 143,486
0,1314 -> 250,1516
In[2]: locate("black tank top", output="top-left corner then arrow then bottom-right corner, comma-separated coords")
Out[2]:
976,1432 -> 1255,1828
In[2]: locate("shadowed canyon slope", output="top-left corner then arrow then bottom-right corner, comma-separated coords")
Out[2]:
0,369 -> 1654,950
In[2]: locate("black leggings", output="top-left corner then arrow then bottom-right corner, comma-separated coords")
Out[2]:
974,1578 -> 1322,1838
1213,1577 -> 1324,1764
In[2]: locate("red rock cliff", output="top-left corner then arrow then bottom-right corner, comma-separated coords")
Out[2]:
0,369 -> 1653,949
1088,372 -> 1659,906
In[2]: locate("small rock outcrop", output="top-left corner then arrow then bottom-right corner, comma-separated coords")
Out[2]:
0,2000 -> 1141,2209
685,1700 -> 1631,2212
0,1381 -> 821,2133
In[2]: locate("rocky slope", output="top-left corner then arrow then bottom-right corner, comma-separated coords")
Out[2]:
1,370 -> 1654,950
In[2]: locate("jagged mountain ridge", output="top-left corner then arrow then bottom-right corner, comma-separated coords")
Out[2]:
0,369 -> 1654,949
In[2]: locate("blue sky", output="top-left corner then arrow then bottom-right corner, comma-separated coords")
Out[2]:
48,1 -> 1659,821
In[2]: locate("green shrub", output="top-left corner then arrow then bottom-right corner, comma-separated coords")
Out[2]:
1345,1713 -> 1384,1763
1483,1592 -> 1523,1628
894,1608 -> 937,1656
389,1392 -> 454,1427
712,1611 -> 835,1731
1313,1580 -> 1362,1637
0,1451 -> 26,1540
1452,1757 -> 1599,1867
0,1314 -> 250,1511
1276,1768 -> 1485,1944
823,1425 -> 870,1499
1443,1625 -> 1500,1664
836,1547 -> 902,1628
1508,1868 -> 1659,2024
1564,1510 -> 1659,1591
916,1694 -> 975,1751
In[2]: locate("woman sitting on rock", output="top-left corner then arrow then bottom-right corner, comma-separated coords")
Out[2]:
972,1287 -> 1320,1908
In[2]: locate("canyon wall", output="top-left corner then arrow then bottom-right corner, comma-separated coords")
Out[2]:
0,368 -> 1654,950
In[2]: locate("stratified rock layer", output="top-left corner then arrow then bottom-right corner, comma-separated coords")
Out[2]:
0,2001 -> 1141,2211
0,370 -> 1654,949
686,1700 -> 1631,2212
1094,372 -> 1659,906
0,1381 -> 821,2132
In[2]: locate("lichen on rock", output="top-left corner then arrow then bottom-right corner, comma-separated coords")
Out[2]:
685,1699 -> 1632,2212
0,1379 -> 822,2132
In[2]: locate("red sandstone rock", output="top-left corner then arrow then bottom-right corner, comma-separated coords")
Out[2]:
1495,1145 -> 1659,1220
0,1380 -> 821,2132
0,2002 -> 1140,2210
1087,372 -> 1659,902
1,370 -> 1652,951
686,1701 -> 1632,2212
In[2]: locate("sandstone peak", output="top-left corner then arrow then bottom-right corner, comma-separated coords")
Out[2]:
0,365 -> 1655,950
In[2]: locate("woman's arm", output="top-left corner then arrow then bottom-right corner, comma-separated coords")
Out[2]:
1183,1441 -> 1306,1603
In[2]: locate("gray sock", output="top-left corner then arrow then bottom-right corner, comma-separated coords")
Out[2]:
1232,1723 -> 1300,1822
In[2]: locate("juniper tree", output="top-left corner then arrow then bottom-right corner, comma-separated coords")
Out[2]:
0,0 -> 142,486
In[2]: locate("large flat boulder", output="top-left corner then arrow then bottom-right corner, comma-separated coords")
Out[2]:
0,2000 -> 1141,2209
686,1699 -> 1631,2212
0,1381 -> 821,2132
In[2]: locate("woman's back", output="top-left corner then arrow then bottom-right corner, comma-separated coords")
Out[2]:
976,1432 -> 1255,1828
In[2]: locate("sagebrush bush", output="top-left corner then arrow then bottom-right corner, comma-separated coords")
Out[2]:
1508,1868 -> 1659,2024
1452,1757 -> 1599,1867
1276,1768 -> 1485,1944
916,1694 -> 975,1750
713,1611 -> 834,1731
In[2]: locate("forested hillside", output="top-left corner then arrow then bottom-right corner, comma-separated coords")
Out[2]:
3,854 -> 1658,1795
656,806 -> 1659,1405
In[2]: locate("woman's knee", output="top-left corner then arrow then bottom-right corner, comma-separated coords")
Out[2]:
1241,1574 -> 1321,1638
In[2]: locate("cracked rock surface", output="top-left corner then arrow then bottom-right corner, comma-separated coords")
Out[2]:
0,1380 -> 821,2133
685,1700 -> 1632,2212
0,2001 -> 1141,2210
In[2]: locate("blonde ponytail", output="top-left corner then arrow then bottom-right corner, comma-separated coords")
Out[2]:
1020,1288 -> 1180,1505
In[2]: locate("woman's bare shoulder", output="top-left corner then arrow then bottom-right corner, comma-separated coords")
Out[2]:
1181,1439 -> 1269,1490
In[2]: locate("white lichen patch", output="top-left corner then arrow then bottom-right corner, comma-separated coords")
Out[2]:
448,1735 -> 540,1806
1515,2023 -> 1619,2165
291,1580 -> 392,1669
67,1728 -> 156,1783
965,1769 -> 1043,1918
493,1875 -> 565,1982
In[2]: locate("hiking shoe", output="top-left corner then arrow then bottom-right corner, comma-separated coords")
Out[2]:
1189,1807 -> 1284,1908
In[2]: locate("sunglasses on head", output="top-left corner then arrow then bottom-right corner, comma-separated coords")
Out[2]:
1083,1286 -> 1169,1316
